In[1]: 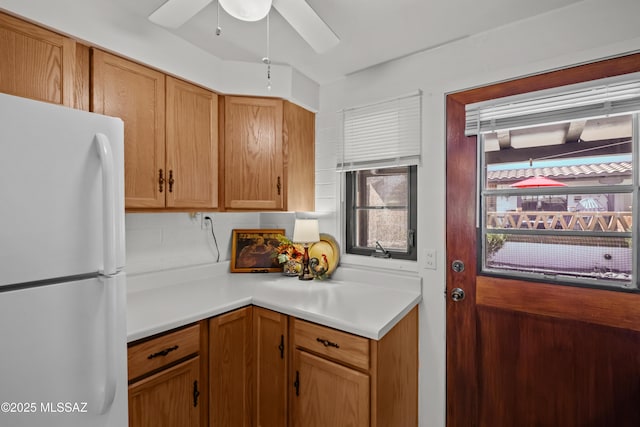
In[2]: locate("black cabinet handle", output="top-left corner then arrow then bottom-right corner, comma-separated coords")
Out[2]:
147,345 -> 179,359
278,335 -> 285,359
294,370 -> 300,396
159,169 -> 165,192
168,170 -> 175,192
193,380 -> 200,407
316,338 -> 340,349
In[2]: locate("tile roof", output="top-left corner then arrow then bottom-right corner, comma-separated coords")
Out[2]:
487,162 -> 632,182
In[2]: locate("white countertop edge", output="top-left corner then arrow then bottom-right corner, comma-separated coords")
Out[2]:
127,296 -> 253,342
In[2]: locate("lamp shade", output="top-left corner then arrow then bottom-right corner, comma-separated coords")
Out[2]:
219,0 -> 272,22
292,219 -> 320,244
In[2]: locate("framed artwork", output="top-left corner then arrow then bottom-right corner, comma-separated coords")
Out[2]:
230,229 -> 285,273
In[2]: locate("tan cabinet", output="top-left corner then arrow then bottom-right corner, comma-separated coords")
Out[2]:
91,50 -> 166,208
166,76 -> 218,209
209,307 -> 253,427
253,307 -> 288,427
0,12 -> 79,107
221,96 -> 315,211
283,101 -> 315,211
290,306 -> 419,427
92,52 -> 218,210
128,323 -> 207,427
222,96 -> 284,210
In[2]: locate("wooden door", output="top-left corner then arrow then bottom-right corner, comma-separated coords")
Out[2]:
253,307 -> 288,427
223,96 -> 283,210
166,76 -> 218,209
209,307 -> 253,427
129,357 -> 201,427
283,101 -> 315,211
291,349 -> 369,427
446,54 -> 640,427
0,12 -> 76,107
91,50 -> 165,208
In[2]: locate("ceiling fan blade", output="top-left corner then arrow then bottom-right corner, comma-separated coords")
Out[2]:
149,0 -> 214,28
272,0 -> 339,54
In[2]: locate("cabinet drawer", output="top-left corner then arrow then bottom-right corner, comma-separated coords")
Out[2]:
128,323 -> 200,381
293,319 -> 369,371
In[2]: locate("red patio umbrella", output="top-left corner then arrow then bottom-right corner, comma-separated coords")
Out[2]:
510,176 -> 567,188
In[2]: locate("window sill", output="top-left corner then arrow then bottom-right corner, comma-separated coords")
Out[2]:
340,253 -> 419,274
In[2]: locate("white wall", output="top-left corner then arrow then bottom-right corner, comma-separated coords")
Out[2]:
316,1 -> 640,426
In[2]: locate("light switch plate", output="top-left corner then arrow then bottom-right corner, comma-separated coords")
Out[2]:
424,249 -> 437,270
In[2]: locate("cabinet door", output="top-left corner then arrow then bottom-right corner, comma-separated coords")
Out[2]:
224,97 -> 283,210
292,349 -> 369,427
91,50 -> 166,208
283,101 -> 315,211
0,12 -> 76,107
209,307 -> 253,427
166,77 -> 218,208
253,307 -> 288,427
129,357 -> 201,427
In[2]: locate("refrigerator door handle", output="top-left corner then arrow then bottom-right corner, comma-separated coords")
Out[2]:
95,133 -> 117,277
94,134 -> 118,415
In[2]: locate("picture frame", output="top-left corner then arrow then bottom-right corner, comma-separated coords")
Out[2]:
230,229 -> 285,273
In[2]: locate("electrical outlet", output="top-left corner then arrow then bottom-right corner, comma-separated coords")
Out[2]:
201,214 -> 212,230
424,249 -> 437,270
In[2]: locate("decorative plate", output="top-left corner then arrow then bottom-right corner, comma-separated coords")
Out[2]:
308,233 -> 340,279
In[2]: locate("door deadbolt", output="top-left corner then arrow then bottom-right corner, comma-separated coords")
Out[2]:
451,288 -> 465,302
452,260 -> 465,273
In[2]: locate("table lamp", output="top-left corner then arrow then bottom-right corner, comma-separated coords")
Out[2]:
292,219 -> 320,280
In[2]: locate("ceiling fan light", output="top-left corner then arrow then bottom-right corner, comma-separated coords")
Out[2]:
219,0 -> 272,22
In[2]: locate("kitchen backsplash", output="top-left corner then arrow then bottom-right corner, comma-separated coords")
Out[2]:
125,212 -> 296,275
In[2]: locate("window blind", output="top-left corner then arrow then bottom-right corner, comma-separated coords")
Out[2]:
338,91 -> 422,171
465,73 -> 640,136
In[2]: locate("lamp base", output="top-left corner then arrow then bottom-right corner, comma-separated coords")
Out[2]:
298,245 -> 314,281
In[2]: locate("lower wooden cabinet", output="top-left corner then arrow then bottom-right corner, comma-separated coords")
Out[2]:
290,306 -> 419,427
128,305 -> 418,427
209,307 -> 253,427
127,322 -> 207,427
292,350 -> 370,427
129,357 -> 201,427
254,307 -> 288,427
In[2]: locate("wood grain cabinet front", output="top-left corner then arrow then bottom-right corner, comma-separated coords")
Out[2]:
0,12 -> 79,108
127,322 -> 208,427
290,307 -> 419,427
92,51 -> 218,210
221,97 -> 315,211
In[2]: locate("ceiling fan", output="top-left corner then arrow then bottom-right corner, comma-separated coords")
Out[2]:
148,0 -> 340,53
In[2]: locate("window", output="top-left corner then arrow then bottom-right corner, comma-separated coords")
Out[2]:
467,74 -> 640,290
345,166 -> 417,259
339,92 -> 421,260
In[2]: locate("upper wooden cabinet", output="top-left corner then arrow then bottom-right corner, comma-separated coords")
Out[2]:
166,76 -> 218,209
223,96 -> 284,210
91,50 -> 166,208
92,51 -> 218,210
221,96 -> 315,211
283,101 -> 315,212
0,12 -> 78,107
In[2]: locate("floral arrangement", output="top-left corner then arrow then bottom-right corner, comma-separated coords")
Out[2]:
274,235 -> 304,264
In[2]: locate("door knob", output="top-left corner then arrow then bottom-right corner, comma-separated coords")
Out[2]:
451,288 -> 465,302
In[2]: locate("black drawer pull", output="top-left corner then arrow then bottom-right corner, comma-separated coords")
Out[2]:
316,338 -> 339,349
147,345 -> 179,359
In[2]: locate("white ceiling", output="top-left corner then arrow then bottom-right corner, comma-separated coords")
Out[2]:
112,0 -> 584,85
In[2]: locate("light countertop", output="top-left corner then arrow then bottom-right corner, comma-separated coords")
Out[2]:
126,262 -> 422,342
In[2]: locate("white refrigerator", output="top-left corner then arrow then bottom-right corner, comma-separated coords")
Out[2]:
0,93 -> 128,426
